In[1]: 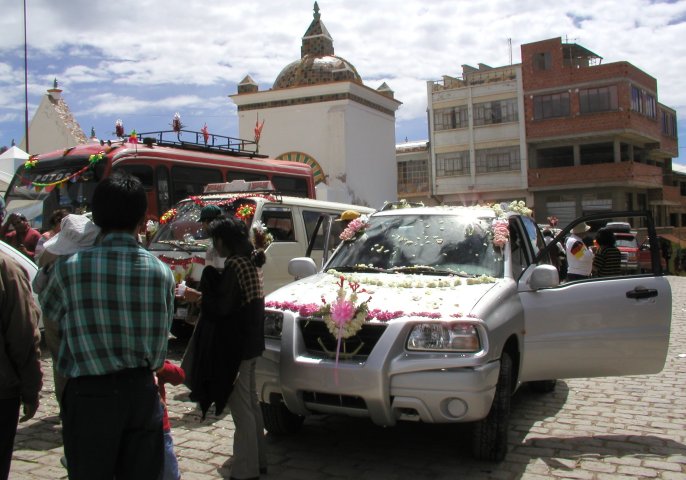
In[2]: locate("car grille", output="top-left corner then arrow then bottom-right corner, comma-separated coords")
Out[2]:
297,318 -> 387,361
302,391 -> 367,410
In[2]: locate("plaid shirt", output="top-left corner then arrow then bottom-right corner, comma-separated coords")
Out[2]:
39,233 -> 175,378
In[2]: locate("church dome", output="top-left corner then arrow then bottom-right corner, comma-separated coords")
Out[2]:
273,54 -> 362,89
272,2 -> 363,90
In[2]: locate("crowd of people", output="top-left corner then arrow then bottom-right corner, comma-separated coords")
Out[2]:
0,173 -> 268,480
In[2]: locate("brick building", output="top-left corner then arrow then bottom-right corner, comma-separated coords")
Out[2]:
405,37 -> 680,231
523,37 -> 680,227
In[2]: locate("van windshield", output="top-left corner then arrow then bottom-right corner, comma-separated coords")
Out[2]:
148,198 -> 253,252
327,213 -> 504,278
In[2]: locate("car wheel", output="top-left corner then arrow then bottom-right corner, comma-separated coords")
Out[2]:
260,400 -> 304,435
472,352 -> 512,462
528,379 -> 557,393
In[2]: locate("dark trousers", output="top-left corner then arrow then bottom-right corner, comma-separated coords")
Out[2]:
0,397 -> 20,480
61,368 -> 163,480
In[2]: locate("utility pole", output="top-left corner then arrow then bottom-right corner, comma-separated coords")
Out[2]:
23,0 -> 29,153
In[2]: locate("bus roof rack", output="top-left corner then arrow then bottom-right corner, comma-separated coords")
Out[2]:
135,130 -> 269,159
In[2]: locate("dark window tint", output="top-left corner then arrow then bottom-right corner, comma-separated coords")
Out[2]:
170,166 -> 222,204
116,164 -> 154,189
227,171 -> 268,182
272,175 -> 308,198
262,207 -> 296,242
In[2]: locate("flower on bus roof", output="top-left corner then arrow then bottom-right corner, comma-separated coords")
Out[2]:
24,156 -> 38,170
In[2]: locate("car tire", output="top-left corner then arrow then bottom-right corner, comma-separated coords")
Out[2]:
260,401 -> 304,435
472,352 -> 512,462
528,379 -> 557,393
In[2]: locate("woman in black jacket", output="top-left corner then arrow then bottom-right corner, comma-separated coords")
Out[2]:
188,216 -> 267,479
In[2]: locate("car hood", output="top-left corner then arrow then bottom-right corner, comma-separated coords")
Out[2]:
265,270 -> 499,321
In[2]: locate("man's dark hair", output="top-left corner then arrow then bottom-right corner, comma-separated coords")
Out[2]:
92,171 -> 147,232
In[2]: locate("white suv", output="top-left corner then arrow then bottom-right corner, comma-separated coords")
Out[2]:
257,204 -> 671,461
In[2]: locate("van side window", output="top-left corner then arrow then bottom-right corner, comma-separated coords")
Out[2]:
302,210 -> 345,250
156,166 -> 170,215
262,207 -> 296,242
170,166 -> 222,203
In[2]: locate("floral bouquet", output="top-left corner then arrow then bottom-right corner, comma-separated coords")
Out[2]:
250,220 -> 274,250
160,208 -> 177,224
339,216 -> 369,242
235,203 -> 256,221
316,276 -> 371,378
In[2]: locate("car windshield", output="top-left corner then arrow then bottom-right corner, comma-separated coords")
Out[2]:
615,235 -> 637,248
327,212 -> 503,278
148,198 -> 252,252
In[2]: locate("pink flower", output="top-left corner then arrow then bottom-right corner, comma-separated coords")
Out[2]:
492,219 -> 509,248
330,298 -> 355,327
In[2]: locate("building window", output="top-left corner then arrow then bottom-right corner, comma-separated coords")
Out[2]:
473,99 -> 518,126
579,86 -> 618,114
533,92 -> 570,119
645,95 -> 656,119
475,146 -> 520,173
398,159 -> 429,193
661,110 -> 677,137
436,151 -> 470,177
533,52 -> 551,71
434,105 -> 469,131
631,85 -> 644,114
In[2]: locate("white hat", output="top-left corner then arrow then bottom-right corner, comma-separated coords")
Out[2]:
43,214 -> 101,256
571,222 -> 591,235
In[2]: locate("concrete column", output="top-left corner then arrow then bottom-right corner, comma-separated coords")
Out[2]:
573,144 -> 580,166
614,139 -> 621,163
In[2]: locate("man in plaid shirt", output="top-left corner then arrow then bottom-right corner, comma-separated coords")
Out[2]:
39,172 -> 174,479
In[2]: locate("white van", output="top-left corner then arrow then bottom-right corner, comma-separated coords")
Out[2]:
146,180 -> 374,337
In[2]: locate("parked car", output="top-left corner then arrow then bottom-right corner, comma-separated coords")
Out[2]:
147,180 -> 374,338
257,207 -> 671,462
613,231 -> 639,273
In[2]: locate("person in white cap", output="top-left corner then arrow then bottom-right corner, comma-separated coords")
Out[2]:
565,222 -> 594,281
33,214 -> 101,407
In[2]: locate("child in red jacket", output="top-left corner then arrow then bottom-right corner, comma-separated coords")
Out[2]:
157,360 -> 185,480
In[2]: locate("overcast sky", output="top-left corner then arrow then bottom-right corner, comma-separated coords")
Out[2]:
0,0 -> 685,163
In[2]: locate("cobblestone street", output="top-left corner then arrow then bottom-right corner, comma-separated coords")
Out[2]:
10,277 -> 686,479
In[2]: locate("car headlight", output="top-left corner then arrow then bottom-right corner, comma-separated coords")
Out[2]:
264,310 -> 284,338
406,322 -> 481,352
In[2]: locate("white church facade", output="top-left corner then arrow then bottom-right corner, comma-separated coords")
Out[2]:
230,3 -> 401,210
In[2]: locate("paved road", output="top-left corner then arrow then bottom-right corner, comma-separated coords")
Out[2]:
10,278 -> 686,479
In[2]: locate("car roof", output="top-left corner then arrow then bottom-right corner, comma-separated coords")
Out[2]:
0,241 -> 38,281
178,194 -> 376,213
372,205 -> 497,219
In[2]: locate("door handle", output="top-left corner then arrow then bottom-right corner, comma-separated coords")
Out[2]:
626,288 -> 658,299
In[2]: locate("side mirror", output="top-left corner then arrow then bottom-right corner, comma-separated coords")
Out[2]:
288,257 -> 318,280
529,264 -> 559,290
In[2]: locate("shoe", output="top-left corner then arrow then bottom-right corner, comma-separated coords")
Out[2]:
60,456 -> 68,469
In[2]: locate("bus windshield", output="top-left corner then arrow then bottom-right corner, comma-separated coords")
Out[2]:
5,157 -> 104,229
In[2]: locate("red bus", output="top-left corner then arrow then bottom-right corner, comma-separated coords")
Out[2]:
3,130 -> 315,229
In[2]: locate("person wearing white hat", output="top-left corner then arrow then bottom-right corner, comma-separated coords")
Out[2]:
33,214 -> 101,410
565,222 -> 594,281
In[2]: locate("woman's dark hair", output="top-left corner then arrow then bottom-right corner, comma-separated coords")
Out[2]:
49,208 -> 70,230
92,171 -> 147,232
595,227 -> 616,247
209,217 -> 266,267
